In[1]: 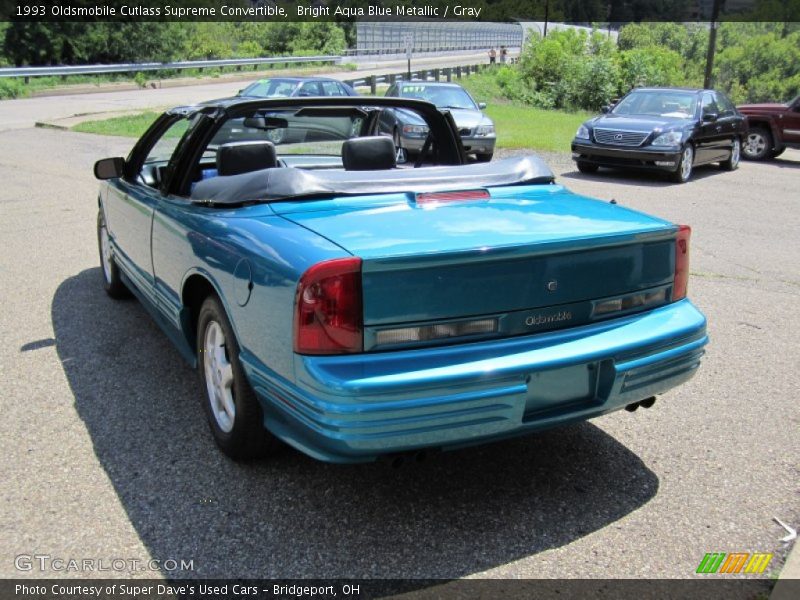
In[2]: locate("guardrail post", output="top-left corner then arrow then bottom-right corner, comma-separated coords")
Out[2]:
388,74 -> 395,85
445,68 -> 452,82
433,68 -> 440,82
456,66 -> 462,79
368,75 -> 376,94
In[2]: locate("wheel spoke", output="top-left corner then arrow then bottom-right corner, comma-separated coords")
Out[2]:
220,363 -> 234,390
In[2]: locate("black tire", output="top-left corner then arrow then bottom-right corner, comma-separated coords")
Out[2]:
475,152 -> 494,162
670,144 -> 694,183
576,161 -> 599,174
742,127 -> 773,161
97,210 -> 131,299
720,136 -> 741,171
773,146 -> 786,158
197,295 -> 280,460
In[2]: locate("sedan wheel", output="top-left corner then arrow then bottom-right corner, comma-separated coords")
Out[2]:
96,210 -> 130,299
742,128 -> 772,160
197,295 -> 278,460
720,137 -> 740,171
671,145 -> 694,183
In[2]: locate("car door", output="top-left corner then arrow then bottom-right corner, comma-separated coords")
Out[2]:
103,115 -> 190,300
714,91 -> 744,157
696,92 -> 728,164
779,96 -> 800,145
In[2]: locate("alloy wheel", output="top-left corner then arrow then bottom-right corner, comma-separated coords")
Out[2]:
203,320 -> 236,433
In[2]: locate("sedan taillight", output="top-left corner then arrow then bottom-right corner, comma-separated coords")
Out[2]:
672,224 -> 691,301
294,258 -> 363,355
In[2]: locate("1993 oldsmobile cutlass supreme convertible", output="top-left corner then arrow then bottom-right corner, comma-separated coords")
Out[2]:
94,96 -> 707,462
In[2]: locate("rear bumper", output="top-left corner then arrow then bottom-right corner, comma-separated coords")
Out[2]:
243,299 -> 707,463
402,135 -> 496,155
572,141 -> 681,171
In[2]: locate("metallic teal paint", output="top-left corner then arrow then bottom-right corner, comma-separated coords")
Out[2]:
101,179 -> 707,462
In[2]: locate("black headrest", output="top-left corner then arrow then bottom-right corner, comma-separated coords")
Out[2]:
341,136 -> 396,171
216,141 -> 278,176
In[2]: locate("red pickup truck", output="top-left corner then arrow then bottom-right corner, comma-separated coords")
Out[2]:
738,94 -> 800,160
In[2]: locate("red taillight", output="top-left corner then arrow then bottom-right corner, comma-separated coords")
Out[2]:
415,189 -> 490,205
672,224 -> 691,301
293,257 -> 363,355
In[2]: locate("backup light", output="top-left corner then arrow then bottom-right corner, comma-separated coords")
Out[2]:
593,289 -> 668,317
375,318 -> 498,347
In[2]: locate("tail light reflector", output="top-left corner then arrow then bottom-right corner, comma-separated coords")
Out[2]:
294,257 -> 363,355
672,224 -> 691,301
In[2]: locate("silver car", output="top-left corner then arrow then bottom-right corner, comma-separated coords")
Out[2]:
381,81 -> 496,161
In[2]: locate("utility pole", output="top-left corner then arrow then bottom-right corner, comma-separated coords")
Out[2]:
704,0 -> 722,89
543,0 -> 549,37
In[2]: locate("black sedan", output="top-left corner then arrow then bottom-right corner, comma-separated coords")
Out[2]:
571,87 -> 746,183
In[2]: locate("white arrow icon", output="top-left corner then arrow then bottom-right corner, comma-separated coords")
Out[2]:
774,517 -> 797,542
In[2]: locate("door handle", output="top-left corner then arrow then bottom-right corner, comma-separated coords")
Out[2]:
715,126 -> 722,132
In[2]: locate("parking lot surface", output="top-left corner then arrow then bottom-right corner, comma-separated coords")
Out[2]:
0,122 -> 797,581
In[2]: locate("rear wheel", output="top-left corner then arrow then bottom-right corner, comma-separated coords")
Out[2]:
197,295 -> 279,460
97,210 -> 130,299
773,146 -> 786,158
720,137 -> 741,171
671,144 -> 694,183
742,127 -> 773,160
577,161 -> 599,174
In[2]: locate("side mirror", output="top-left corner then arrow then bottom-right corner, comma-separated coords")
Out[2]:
478,102 -> 487,109
94,157 -> 125,180
703,112 -> 718,122
601,105 -> 611,114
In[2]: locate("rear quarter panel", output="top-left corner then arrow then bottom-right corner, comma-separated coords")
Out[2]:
150,199 -> 349,381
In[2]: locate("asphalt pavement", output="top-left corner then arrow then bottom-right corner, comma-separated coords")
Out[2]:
0,119 -> 797,583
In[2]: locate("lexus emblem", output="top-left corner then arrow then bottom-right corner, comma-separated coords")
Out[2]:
546,280 -> 558,292
614,133 -> 624,141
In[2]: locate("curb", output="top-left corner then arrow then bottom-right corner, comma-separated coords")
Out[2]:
771,540 -> 798,599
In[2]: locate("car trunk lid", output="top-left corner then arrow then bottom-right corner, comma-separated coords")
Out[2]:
272,184 -> 677,346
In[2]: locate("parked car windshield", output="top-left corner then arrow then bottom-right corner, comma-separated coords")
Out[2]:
239,79 -> 299,97
612,90 -> 698,118
398,84 -> 478,110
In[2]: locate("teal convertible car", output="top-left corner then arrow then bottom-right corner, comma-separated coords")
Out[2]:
94,96 -> 707,462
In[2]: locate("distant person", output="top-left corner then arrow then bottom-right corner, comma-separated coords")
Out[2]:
488,47 -> 497,65
499,46 -> 508,64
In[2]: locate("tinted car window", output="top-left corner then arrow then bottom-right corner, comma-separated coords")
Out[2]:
297,82 -> 321,96
715,92 -> 736,116
240,79 -> 298,98
702,92 -> 719,117
321,81 -> 346,96
399,85 -> 477,110
613,90 -> 697,118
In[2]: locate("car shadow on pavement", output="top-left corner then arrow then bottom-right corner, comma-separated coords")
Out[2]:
52,268 -> 659,579
561,164 -> 724,187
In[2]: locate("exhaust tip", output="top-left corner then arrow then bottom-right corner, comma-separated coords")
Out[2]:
625,403 -> 639,412
640,397 -> 656,409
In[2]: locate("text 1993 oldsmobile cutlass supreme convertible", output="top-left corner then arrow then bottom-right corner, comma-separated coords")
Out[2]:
94,96 -> 707,462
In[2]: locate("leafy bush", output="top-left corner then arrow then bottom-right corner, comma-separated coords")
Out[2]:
0,78 -> 25,99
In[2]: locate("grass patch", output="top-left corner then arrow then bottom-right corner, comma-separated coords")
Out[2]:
484,104 -> 590,152
73,111 -> 161,137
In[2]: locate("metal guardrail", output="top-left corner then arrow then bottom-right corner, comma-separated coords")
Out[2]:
344,63 -> 488,94
0,55 -> 342,80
